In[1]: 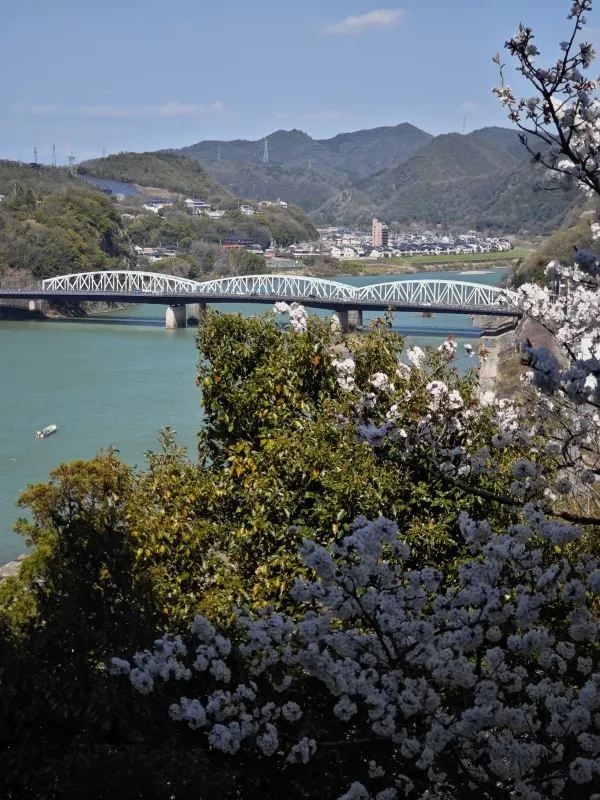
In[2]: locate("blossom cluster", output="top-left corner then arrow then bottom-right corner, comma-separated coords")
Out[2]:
273,301 -> 308,333
112,513 -> 600,798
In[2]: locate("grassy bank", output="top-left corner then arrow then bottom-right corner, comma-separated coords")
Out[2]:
297,249 -> 532,278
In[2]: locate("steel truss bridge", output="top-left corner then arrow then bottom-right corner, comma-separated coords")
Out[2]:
0,271 -> 520,319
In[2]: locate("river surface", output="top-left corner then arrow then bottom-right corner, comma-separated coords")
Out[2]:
0,268 -> 506,563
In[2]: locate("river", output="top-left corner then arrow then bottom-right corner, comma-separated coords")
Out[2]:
0,268 -> 506,563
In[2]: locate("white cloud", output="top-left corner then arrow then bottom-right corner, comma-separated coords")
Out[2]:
13,101 -> 225,118
323,9 -> 405,36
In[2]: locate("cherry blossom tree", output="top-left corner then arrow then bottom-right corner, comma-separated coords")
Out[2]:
111,4 -> 600,798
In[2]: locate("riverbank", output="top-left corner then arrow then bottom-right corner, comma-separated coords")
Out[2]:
299,251 -> 529,278
0,554 -> 27,581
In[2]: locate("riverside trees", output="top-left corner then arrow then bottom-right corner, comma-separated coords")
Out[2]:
2,2 -> 600,798
108,3 -> 600,799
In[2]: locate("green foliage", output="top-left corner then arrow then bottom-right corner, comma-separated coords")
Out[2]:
226,248 -> 267,274
0,183 -> 133,281
0,311 -> 531,796
512,210 -> 597,286
79,151 -> 235,207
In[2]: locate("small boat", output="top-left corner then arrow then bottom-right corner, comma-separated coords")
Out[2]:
36,424 -> 57,439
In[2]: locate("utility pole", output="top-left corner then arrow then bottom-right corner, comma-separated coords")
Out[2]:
33,146 -> 38,164
52,144 -> 57,167
262,136 -> 269,163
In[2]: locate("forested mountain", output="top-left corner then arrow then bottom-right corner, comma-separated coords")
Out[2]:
79,152 -> 236,208
178,124 -> 431,177
173,124 -> 580,233
361,130 -> 580,233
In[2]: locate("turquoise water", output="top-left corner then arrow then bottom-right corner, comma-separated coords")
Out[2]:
0,268 -> 506,563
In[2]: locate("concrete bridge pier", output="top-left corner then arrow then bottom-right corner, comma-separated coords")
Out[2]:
478,321 -> 518,394
28,299 -> 48,314
337,308 -> 363,332
187,302 -> 208,326
165,304 -> 187,329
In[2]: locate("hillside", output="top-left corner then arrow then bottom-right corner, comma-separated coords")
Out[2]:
0,180 -> 133,287
173,124 -> 579,233
357,128 -> 579,233
0,160 -> 73,196
178,124 -> 431,177
320,123 -> 433,179
79,152 -> 236,207
509,208 -> 598,286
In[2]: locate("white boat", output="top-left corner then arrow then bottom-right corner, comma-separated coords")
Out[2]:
35,424 -> 57,439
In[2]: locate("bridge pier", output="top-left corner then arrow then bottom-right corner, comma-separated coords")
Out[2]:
478,321 -> 518,394
28,299 -> 48,314
337,308 -> 363,332
165,304 -> 187,329
187,302 -> 208,326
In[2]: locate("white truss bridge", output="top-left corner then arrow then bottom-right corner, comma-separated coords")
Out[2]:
39,271 -> 519,313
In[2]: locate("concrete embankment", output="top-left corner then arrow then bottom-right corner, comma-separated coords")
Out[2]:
0,554 -> 27,581
0,299 -> 45,320
0,298 -> 129,320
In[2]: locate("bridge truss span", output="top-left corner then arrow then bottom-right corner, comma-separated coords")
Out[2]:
41,271 -> 203,295
193,273 -> 357,301
35,271 -> 521,315
356,279 -> 518,311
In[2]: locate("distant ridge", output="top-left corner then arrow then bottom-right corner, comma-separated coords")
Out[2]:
171,123 -> 579,234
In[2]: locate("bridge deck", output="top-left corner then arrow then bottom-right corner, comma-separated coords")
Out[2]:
0,289 -> 521,317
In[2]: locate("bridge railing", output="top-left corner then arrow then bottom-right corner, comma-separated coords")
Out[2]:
41,271 -> 203,294
356,279 -> 518,309
193,274 -> 356,301
37,270 -> 521,312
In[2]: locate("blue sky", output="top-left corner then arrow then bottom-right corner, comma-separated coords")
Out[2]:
0,0 -> 597,164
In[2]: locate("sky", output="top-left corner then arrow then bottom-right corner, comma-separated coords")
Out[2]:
0,0 -> 598,164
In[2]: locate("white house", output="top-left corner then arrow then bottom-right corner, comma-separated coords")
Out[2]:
143,200 -> 174,214
185,199 -> 211,215
240,204 -> 256,216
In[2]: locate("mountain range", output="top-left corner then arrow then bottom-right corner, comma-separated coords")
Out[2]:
174,124 -> 580,234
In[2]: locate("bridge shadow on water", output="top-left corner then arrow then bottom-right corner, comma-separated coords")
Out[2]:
49,315 -> 165,328
44,316 -> 481,337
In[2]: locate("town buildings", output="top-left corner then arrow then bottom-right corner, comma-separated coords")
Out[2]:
372,218 -> 389,248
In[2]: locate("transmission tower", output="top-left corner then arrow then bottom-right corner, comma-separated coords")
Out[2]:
462,116 -> 467,135
262,136 -> 269,163
52,144 -> 57,167
67,151 -> 77,176
102,147 -> 106,158
33,147 -> 38,164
